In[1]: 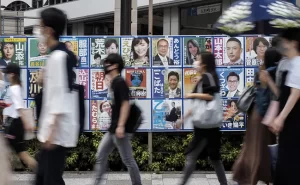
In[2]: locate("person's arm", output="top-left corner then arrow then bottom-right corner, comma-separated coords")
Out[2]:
117,100 -> 130,128
260,70 -> 279,98
278,88 -> 300,120
186,93 -> 213,101
185,74 -> 215,101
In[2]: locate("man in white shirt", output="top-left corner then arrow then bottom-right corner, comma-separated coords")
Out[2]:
153,39 -> 174,66
226,38 -> 244,66
225,72 -> 241,98
165,71 -> 181,98
34,8 -> 79,185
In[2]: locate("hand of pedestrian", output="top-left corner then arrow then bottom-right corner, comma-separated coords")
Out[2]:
259,70 -> 270,84
270,116 -> 284,134
24,123 -> 34,132
184,93 -> 193,99
43,140 -> 56,150
116,126 -> 125,139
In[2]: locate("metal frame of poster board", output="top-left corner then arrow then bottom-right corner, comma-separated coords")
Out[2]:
0,35 -> 269,133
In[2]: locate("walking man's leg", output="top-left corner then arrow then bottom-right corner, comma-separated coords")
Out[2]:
94,133 -> 115,185
113,134 -> 142,185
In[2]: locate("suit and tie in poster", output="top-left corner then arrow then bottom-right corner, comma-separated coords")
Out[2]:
245,37 -> 272,67
164,69 -> 182,98
222,99 -> 245,130
90,37 -> 120,68
152,99 -> 182,130
152,37 -> 181,67
217,68 -> 244,99
60,37 -> 89,67
0,38 -> 26,67
28,38 -> 50,68
214,37 -> 244,67
121,37 -> 150,67
183,37 -> 212,66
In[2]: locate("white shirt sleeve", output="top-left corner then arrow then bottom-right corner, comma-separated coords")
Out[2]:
46,51 -> 71,115
10,85 -> 24,110
285,58 -> 300,89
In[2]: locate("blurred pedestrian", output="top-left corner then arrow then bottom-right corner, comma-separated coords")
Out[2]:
94,53 -> 142,185
33,7 -> 79,185
176,52 -> 227,185
2,63 -> 37,171
232,48 -> 281,185
269,28 -> 300,185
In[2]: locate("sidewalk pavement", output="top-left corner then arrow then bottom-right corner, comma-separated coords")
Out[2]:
13,172 -> 266,185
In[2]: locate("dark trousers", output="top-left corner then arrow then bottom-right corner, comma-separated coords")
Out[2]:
35,145 -> 67,185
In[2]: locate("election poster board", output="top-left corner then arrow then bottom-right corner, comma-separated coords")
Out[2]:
0,35 -> 274,132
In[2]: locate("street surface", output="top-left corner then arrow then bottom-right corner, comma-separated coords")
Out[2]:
12,172 -> 266,185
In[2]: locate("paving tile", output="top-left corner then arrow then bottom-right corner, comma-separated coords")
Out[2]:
152,179 -> 164,185
151,174 -> 163,179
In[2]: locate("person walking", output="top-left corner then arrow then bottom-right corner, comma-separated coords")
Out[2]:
269,28 -> 300,185
34,7 -> 79,185
94,53 -> 142,185
1,63 -> 37,171
232,48 -> 281,185
176,52 -> 227,185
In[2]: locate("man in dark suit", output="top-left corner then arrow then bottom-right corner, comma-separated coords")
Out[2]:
0,42 -> 16,67
225,72 -> 241,98
153,39 -> 174,66
165,71 -> 181,98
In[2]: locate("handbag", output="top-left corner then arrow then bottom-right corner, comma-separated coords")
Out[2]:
262,100 -> 280,126
236,86 -> 256,113
191,73 -> 223,129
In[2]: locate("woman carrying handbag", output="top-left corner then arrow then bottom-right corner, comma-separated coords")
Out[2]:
176,52 -> 227,185
1,63 -> 37,171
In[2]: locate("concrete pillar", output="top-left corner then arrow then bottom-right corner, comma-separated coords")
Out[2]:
296,0 -> 300,5
131,0 -> 137,35
72,22 -> 84,35
114,0 -> 121,35
163,7 -> 179,35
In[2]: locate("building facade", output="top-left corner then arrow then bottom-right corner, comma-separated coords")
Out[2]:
0,0 -> 297,36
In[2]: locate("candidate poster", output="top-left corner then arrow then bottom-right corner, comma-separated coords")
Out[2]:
214,37 -> 244,67
183,68 -> 200,94
121,37 -> 150,67
164,69 -> 182,98
90,69 -> 112,99
152,99 -> 182,130
152,37 -> 181,67
60,37 -> 89,67
152,68 -> 165,98
28,38 -> 49,68
222,99 -> 246,130
245,37 -> 272,67
90,37 -> 120,68
90,100 -> 112,130
183,37 -> 212,66
74,69 -> 89,99
28,69 -> 42,98
28,100 -> 38,128
183,99 -> 194,130
217,68 -> 244,99
125,69 -> 149,98
132,100 -> 151,130
245,67 -> 259,87
0,37 -> 27,67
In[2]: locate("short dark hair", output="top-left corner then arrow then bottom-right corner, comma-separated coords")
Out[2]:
271,36 -> 282,48
280,28 -> 300,52
1,42 -> 15,59
65,41 -> 72,45
227,72 -> 240,81
94,53 -> 101,60
253,37 -> 269,54
227,38 -> 242,48
104,53 -> 124,73
168,71 -> 179,81
264,47 -> 282,69
40,8 -> 67,40
105,39 -> 119,49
